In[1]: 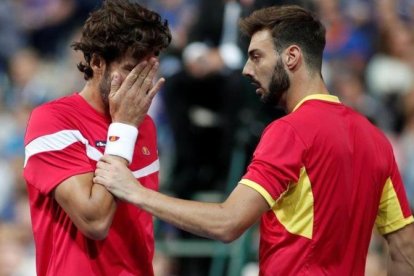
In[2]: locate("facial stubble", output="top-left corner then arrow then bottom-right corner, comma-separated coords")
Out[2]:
262,56 -> 290,107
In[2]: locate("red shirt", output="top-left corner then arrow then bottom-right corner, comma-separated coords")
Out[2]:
240,94 -> 413,276
24,93 -> 159,276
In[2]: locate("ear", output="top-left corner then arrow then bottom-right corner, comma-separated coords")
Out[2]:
90,53 -> 107,77
284,45 -> 301,70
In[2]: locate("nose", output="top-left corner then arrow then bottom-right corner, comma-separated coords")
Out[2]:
242,61 -> 253,79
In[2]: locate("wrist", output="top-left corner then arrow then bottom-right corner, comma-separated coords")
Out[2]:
132,184 -> 147,207
111,119 -> 138,127
104,122 -> 138,164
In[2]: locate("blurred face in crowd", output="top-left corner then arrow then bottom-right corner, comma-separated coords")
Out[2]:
243,29 -> 290,106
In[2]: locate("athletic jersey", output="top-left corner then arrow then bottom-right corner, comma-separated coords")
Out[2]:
23,93 -> 159,276
240,94 -> 414,276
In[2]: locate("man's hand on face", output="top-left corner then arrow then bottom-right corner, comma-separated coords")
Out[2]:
109,58 -> 165,126
94,155 -> 143,203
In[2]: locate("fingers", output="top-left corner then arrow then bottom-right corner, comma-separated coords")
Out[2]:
109,62 -> 145,105
131,58 -> 159,94
141,60 -> 159,92
147,77 -> 165,100
107,57 -> 162,126
115,59 -> 158,103
93,175 -> 108,187
96,160 -> 110,170
109,73 -> 122,98
119,60 -> 148,92
99,154 -> 116,164
93,168 -> 107,183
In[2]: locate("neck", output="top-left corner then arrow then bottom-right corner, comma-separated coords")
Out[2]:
286,71 -> 329,113
79,81 -> 106,114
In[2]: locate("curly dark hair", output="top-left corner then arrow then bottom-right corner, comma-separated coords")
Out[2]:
239,5 -> 325,72
72,0 -> 171,80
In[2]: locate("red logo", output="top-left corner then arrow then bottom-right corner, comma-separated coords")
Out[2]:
142,146 -> 150,155
109,136 -> 120,142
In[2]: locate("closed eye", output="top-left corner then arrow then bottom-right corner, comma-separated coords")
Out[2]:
248,49 -> 262,63
251,54 -> 260,62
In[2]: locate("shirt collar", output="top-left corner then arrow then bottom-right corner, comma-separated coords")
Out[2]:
293,94 -> 340,112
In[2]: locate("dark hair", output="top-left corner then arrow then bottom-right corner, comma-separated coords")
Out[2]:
72,0 -> 171,80
239,5 -> 326,71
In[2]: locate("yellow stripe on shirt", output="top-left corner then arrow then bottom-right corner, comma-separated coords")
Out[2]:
239,179 -> 276,208
376,177 -> 414,235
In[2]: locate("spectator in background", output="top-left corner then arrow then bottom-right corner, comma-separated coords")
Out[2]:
0,223 -> 35,276
399,86 -> 414,210
0,0 -> 25,72
332,67 -> 394,132
6,48 -> 52,108
14,0 -> 77,57
366,0 -> 414,133
163,0 -> 253,203
150,0 -> 197,56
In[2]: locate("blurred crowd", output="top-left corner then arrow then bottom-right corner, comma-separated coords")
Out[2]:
0,0 -> 413,275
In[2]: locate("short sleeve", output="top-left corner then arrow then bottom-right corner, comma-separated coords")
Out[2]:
375,155 -> 414,235
240,120 -> 307,207
23,106 -> 94,195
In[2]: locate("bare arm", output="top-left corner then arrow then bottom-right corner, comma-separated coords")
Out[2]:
54,173 -> 117,240
94,155 -> 269,242
385,223 -> 414,275
140,183 -> 267,242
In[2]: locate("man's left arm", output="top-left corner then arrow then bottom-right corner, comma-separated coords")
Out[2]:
94,155 -> 269,242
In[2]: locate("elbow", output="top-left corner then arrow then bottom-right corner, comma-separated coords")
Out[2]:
218,231 -> 241,244
214,222 -> 244,243
79,205 -> 116,240
82,221 -> 111,240
78,215 -> 113,240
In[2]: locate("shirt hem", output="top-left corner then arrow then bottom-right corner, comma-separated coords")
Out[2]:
239,179 -> 275,208
377,215 -> 414,235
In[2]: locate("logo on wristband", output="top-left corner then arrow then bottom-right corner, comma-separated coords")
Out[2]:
109,136 -> 120,142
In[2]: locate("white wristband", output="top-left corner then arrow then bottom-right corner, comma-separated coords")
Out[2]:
104,122 -> 138,164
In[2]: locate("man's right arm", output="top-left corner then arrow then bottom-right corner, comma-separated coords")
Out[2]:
385,223 -> 414,275
53,173 -> 117,240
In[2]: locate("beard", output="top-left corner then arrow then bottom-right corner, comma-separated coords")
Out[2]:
99,68 -> 111,114
261,57 -> 290,107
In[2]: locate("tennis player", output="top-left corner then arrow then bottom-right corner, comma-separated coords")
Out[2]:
94,5 -> 414,275
23,1 -> 171,275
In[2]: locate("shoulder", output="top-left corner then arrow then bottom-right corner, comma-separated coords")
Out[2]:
347,106 -> 393,148
31,94 -> 80,120
262,117 -> 300,139
25,95 -> 81,144
259,117 -> 307,149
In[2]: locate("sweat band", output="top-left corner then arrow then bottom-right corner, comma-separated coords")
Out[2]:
104,122 -> 138,164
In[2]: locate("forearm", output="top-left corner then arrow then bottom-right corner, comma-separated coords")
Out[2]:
386,223 -> 414,276
84,183 -> 117,223
54,173 -> 117,240
82,156 -> 128,223
94,156 -> 268,242
136,188 -> 240,242
388,240 -> 414,276
388,261 -> 414,276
